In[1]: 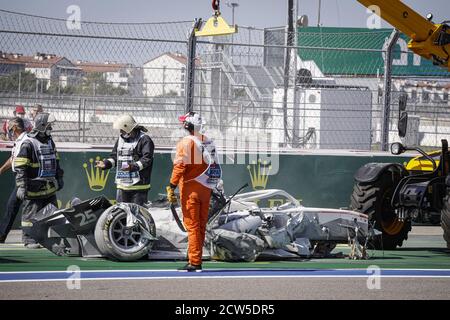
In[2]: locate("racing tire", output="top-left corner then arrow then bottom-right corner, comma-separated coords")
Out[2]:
94,204 -> 156,261
350,171 -> 411,250
440,190 -> 450,249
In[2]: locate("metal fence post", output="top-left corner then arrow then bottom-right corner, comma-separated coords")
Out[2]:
78,97 -> 82,142
292,0 -> 299,147
82,98 -> 86,143
282,0 -> 295,146
185,19 -> 202,113
219,68 -> 223,132
18,70 -> 21,98
381,29 -> 400,151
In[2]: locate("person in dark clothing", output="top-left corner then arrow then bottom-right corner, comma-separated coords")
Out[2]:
14,113 -> 64,248
95,114 -> 154,206
1,105 -> 33,141
0,117 -> 26,243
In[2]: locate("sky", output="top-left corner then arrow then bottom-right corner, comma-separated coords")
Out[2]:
0,0 -> 448,29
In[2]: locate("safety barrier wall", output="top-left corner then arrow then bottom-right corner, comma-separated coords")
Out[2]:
0,149 -> 411,229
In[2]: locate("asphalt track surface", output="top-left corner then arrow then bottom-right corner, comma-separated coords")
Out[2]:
0,226 -> 449,300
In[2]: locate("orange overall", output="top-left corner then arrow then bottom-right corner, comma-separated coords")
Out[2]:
170,134 -> 212,266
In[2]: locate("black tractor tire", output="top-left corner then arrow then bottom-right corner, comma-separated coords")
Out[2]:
94,204 -> 156,261
440,191 -> 450,249
350,171 -> 411,250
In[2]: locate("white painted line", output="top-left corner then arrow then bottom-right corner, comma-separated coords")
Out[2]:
1,268 -> 450,274
2,274 -> 450,284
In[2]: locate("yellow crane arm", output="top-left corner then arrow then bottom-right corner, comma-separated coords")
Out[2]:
357,0 -> 450,70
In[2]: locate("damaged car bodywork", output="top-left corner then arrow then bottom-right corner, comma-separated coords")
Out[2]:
25,188 -> 370,262
206,189 -> 369,261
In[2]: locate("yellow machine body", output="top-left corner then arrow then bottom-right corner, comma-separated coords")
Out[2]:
195,15 -> 237,37
358,0 -> 450,70
405,151 -> 441,172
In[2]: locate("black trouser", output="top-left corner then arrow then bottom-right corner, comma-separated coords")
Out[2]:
116,189 -> 148,206
0,186 -> 22,240
21,195 -> 57,244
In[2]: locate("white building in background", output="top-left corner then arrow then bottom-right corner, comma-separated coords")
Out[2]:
24,54 -> 78,90
75,61 -> 134,90
142,52 -> 196,97
0,52 -> 81,90
393,79 -> 450,105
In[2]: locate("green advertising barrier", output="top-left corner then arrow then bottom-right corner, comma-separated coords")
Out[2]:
0,149 -> 411,228
298,27 -> 450,77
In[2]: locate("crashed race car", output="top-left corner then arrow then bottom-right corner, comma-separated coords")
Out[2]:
24,186 -> 371,262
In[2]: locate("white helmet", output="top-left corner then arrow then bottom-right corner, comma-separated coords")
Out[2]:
113,114 -> 138,134
179,112 -> 205,133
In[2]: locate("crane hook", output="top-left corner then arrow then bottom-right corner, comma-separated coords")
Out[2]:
195,0 -> 237,37
212,0 -> 220,16
212,0 -> 220,10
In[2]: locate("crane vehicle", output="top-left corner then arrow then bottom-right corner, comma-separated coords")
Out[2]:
357,0 -> 449,70
350,1 -> 450,249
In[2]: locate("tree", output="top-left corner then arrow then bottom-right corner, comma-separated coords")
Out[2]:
0,71 -> 37,93
46,83 -> 77,95
154,90 -> 179,98
0,70 -> 129,96
80,72 -> 128,96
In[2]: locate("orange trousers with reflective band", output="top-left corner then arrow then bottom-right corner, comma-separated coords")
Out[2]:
180,180 -> 212,266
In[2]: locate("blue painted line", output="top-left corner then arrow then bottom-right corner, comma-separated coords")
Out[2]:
1,269 -> 450,282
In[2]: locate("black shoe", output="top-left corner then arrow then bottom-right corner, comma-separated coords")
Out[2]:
178,263 -> 202,272
0,236 -> 6,244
